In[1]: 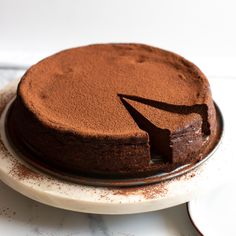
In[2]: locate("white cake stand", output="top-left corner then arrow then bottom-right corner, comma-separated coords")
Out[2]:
0,79 -> 228,214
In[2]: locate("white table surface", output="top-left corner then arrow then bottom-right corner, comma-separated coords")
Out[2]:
0,68 -> 235,236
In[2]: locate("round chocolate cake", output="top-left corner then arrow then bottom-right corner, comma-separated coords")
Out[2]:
7,44 -> 218,178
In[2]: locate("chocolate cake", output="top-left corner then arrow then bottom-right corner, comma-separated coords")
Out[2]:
6,44 -> 218,178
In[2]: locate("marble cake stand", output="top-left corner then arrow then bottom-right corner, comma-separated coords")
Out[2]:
0,79 -> 228,214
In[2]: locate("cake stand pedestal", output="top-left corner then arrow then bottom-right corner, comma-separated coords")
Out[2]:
0,79 -> 229,214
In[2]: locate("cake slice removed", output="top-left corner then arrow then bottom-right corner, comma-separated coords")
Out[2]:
120,96 -> 206,165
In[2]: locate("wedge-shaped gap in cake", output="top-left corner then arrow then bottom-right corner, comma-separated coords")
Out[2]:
119,95 -> 205,165
118,94 -> 210,136
119,97 -> 171,164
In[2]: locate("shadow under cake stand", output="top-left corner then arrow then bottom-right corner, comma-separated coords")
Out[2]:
0,79 -> 226,214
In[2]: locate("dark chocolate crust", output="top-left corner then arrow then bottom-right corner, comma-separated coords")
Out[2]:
7,44 -> 217,178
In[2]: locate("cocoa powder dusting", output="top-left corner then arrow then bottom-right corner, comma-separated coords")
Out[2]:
111,168 -> 200,200
9,161 -> 42,181
113,182 -> 167,200
19,43 -> 209,136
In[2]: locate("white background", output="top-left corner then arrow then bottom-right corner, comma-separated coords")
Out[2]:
1,0 -> 236,76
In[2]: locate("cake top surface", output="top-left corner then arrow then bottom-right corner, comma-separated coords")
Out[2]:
18,43 -> 211,139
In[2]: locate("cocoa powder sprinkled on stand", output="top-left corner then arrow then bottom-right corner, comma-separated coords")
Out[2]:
112,182 -> 167,200
9,161 -> 42,181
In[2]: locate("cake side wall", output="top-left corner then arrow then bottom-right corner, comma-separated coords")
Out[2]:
8,98 -> 153,177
